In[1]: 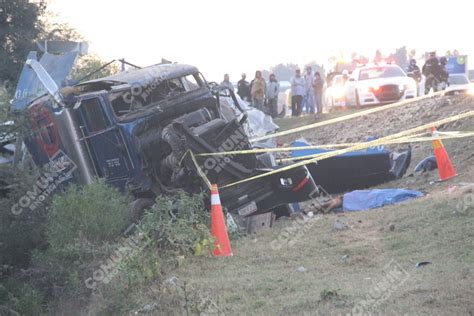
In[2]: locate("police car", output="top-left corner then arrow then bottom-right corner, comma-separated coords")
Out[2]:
345,64 -> 417,106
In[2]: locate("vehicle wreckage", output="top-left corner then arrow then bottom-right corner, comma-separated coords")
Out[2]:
7,41 -> 412,227
10,41 -> 318,221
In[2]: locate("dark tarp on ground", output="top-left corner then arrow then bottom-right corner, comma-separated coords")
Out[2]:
291,139 -> 411,194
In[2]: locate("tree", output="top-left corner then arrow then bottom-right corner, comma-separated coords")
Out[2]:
70,55 -> 120,82
261,69 -> 271,80
0,1 -> 88,90
393,46 -> 408,69
270,63 -> 299,81
0,0 -> 47,87
41,21 -> 84,42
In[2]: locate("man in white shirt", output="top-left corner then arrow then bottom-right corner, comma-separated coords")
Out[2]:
290,69 -> 305,117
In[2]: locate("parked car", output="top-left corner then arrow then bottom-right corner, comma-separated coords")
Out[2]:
345,64 -> 417,106
444,73 -> 474,96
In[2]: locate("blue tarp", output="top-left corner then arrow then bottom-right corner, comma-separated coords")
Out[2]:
291,138 -> 387,159
343,189 -> 423,212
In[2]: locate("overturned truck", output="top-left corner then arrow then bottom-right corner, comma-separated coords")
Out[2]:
12,41 -> 317,220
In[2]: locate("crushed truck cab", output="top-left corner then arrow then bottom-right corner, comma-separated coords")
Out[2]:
12,43 -> 318,217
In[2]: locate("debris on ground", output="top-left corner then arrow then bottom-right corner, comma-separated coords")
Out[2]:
165,276 -> 179,286
296,266 -> 307,273
414,155 -> 438,173
135,303 -> 158,314
333,219 -> 349,231
416,261 -> 433,268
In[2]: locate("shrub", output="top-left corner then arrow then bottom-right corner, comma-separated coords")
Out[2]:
91,191 -> 212,315
0,281 -> 43,316
140,191 -> 212,255
0,165 -> 47,269
46,178 -> 131,249
32,179 -> 131,299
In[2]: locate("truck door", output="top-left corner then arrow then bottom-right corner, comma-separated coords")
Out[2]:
75,96 -> 133,186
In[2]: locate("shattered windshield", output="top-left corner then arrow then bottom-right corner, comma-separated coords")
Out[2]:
109,73 -> 205,117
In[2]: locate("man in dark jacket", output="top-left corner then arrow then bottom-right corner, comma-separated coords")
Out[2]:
406,59 -> 421,83
237,73 -> 251,101
422,52 -> 440,94
438,57 -> 449,90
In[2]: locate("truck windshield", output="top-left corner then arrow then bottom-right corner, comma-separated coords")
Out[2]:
109,73 -> 205,117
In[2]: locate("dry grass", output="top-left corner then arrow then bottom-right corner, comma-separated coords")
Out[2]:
94,95 -> 474,315
123,95 -> 474,315
133,185 -> 473,315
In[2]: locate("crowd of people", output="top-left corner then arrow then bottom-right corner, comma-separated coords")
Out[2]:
219,53 -> 449,120
405,51 -> 450,94
220,71 -> 279,117
420,52 -> 449,94
289,66 -> 325,117
220,66 -> 325,119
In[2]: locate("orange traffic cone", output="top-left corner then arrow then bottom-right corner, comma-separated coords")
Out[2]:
431,127 -> 457,181
210,184 -> 233,257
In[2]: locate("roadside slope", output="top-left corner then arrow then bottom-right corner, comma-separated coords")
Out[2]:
128,95 -> 474,315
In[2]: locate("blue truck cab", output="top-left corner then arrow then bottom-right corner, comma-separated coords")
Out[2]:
12,42 -> 318,217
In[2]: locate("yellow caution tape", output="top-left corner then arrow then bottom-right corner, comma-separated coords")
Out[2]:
184,150 -> 212,190
250,91 -> 446,143
280,131 -> 474,162
195,131 -> 432,157
219,110 -> 474,189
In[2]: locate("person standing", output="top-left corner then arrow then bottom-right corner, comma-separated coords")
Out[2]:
406,59 -> 421,83
290,69 -> 305,117
313,72 -> 325,117
237,73 -> 251,101
266,73 -> 280,118
422,52 -> 440,94
406,59 -> 422,94
303,66 -> 315,114
220,74 -> 234,91
250,70 -> 266,110
438,57 -> 449,91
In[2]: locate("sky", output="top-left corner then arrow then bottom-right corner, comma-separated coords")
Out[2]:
48,0 -> 474,82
